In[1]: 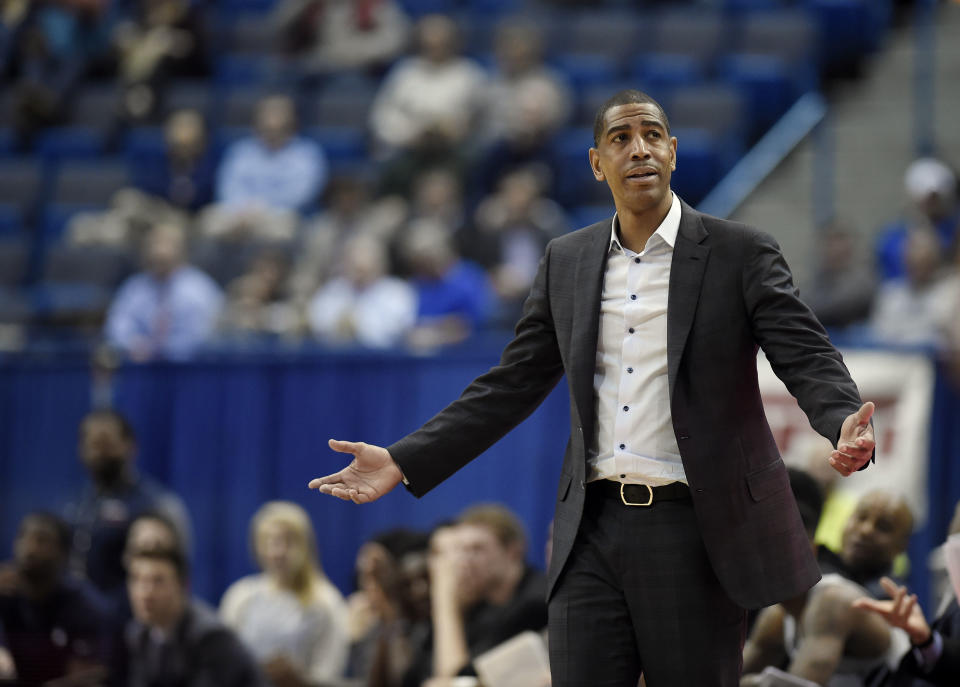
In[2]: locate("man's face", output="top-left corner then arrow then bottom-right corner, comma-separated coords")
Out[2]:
14,517 -> 63,583
458,524 -> 511,598
80,416 -> 133,485
588,103 -> 676,218
127,557 -> 185,631
840,492 -> 912,577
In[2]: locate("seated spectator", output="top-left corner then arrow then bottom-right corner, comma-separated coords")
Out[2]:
272,0 -> 410,77
466,167 -> 568,321
870,228 -> 956,347
802,220 -> 877,331
741,478 -> 911,687
345,528 -> 431,686
819,490 -> 915,603
5,0 -> 115,147
472,21 -> 571,200
105,221 -> 223,360
876,157 -> 959,280
0,512 -> 112,686
134,108 -> 217,212
370,14 -> 487,197
126,547 -> 263,687
220,501 -> 349,686
201,95 -> 327,242
112,0 -> 209,123
401,220 -> 493,350
290,175 -> 406,303
64,409 -> 193,608
414,504 -> 547,684
308,233 -> 416,348
219,251 -> 300,339
854,576 -> 960,687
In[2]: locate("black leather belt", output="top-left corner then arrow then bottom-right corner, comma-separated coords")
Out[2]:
590,480 -> 691,506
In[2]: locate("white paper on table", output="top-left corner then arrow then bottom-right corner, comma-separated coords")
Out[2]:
944,532 -> 960,602
474,631 -> 551,687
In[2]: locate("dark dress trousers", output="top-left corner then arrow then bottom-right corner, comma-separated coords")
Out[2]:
388,200 -> 866,682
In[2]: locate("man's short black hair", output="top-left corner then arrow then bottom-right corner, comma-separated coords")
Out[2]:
21,511 -> 72,555
81,409 -> 137,443
593,89 -> 671,147
788,467 -> 824,537
128,546 -> 190,584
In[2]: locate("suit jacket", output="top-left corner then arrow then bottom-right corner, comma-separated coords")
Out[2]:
389,200 -> 865,610
889,598 -> 960,686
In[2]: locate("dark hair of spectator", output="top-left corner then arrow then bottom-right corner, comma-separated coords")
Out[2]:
370,528 -> 430,560
129,546 -> 190,584
81,408 -> 137,443
457,503 -> 527,551
22,511 -> 72,555
593,89 -> 671,146
788,467 -> 825,537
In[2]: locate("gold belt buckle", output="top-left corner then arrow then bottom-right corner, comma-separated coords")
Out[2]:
621,483 -> 653,506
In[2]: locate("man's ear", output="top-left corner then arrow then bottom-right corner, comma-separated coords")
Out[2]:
670,137 -> 677,171
588,148 -> 605,182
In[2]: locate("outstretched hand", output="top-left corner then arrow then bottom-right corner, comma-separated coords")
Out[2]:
851,576 -> 931,646
831,401 -> 876,476
308,439 -> 403,504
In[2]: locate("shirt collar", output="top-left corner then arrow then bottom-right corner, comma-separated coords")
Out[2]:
609,192 -> 681,253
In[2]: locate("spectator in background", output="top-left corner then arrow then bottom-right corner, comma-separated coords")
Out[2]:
802,219 -> 877,331
105,221 -> 223,360
112,0 -> 209,123
416,504 -> 547,684
308,233 -> 416,348
273,0 -> 410,77
876,157 -> 959,280
401,220 -> 492,351
819,490 -> 915,601
134,108 -> 217,213
220,501 -> 348,687
126,547 -> 263,687
466,167 -> 568,323
472,21 -> 571,200
64,409 -> 192,609
202,95 -> 327,242
370,14 -> 487,197
219,251 -> 300,340
6,0 -> 116,147
290,174 -> 406,304
0,512 -> 112,686
870,228 -> 955,347
345,528 -> 431,687
741,476 -> 910,687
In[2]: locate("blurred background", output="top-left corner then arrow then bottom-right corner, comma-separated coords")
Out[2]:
1,0 -> 959,619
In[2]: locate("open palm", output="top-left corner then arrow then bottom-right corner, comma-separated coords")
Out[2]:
308,439 -> 402,504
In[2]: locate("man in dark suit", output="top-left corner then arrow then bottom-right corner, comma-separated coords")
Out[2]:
310,89 -> 877,686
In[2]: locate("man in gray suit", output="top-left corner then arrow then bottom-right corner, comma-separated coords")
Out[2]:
310,90 -> 877,686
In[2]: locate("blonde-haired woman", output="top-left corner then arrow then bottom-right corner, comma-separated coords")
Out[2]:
220,501 -> 349,686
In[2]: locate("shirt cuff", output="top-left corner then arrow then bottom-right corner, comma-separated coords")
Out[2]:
913,630 -> 943,672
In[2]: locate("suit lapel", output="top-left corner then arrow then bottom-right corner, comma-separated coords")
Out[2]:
568,221 -> 610,443
667,202 -> 710,395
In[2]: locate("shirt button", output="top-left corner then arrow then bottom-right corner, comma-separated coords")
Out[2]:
619,443 -> 625,450
630,294 -> 637,300
634,258 -> 640,264
626,367 -> 633,373
628,328 -> 635,334
620,474 -> 626,479
623,405 -> 629,412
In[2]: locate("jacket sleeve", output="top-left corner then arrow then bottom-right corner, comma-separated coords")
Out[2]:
389,242 -> 565,497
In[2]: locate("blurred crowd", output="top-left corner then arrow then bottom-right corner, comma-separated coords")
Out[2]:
3,408 -> 960,686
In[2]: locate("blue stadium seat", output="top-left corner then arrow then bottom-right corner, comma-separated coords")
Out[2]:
51,160 -> 130,205
550,55 -> 620,98
570,204 -> 614,230
396,0 -> 458,19
35,127 -> 108,165
733,10 -> 817,66
465,0 -> 522,14
29,282 -> 114,320
162,80 -> 216,120
124,127 -> 167,163
40,203 -> 104,244
214,53 -> 275,88
213,12 -> 280,54
0,128 -> 14,156
665,84 -> 747,172
806,0 -> 886,73
0,238 -> 29,288
628,53 -> 707,104
551,127 -> 608,208
306,78 -> 378,128
560,10 -> 647,62
670,127 -> 722,205
0,204 -> 24,237
42,244 -> 134,287
719,54 -> 797,137
0,286 -> 30,324
0,160 -> 43,217
70,84 -> 121,129
648,10 -> 726,68
306,127 -> 367,167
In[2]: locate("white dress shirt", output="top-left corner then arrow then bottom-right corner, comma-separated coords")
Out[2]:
588,192 -> 685,486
